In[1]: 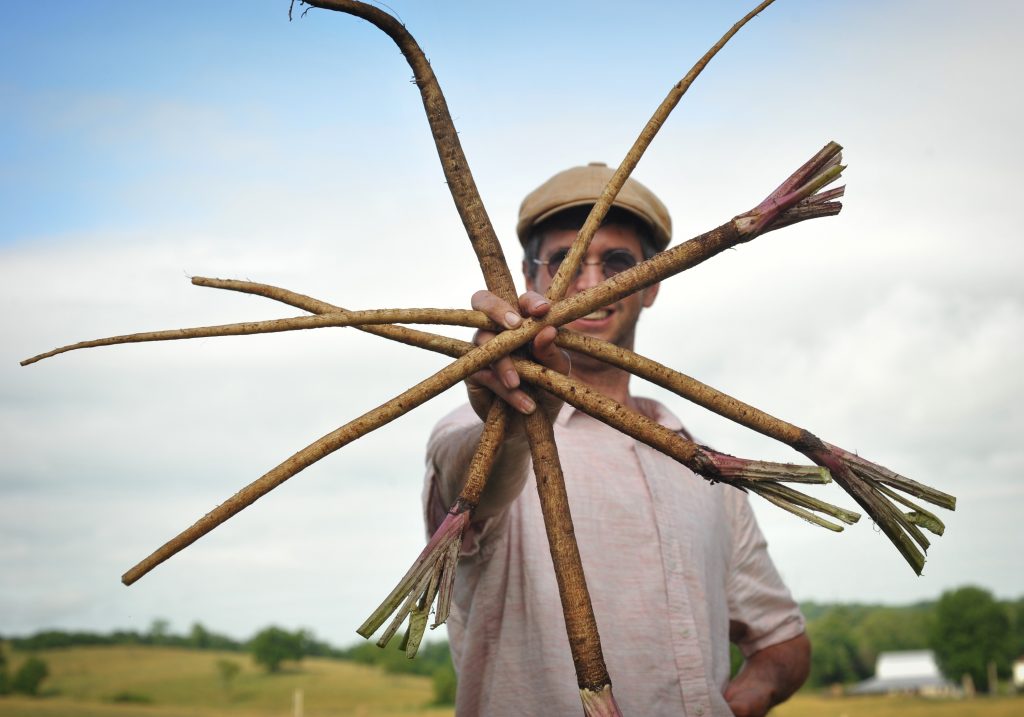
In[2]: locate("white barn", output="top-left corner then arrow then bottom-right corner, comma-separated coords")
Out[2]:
850,650 -> 956,696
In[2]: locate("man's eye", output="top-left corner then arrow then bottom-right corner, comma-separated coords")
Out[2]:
603,251 -> 637,275
546,250 -> 570,268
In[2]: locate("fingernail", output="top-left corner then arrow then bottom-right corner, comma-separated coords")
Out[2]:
519,396 -> 536,414
504,311 -> 522,328
503,369 -> 519,389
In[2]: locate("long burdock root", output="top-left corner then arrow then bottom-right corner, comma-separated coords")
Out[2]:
541,143 -> 846,336
554,332 -> 954,573
19,307 -> 495,366
300,0 -> 517,301
297,5 -> 617,703
118,322 -> 529,586
294,3 -> 617,696
190,276 -> 473,359
523,405 -> 614,702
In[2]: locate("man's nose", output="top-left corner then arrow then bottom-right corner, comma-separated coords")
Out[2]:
571,260 -> 605,292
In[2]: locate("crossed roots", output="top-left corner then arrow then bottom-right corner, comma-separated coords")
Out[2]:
21,1 -> 955,714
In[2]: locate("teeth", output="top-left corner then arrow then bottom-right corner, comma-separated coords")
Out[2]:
584,310 -> 610,320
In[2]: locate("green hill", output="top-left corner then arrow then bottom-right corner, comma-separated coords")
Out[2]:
0,644 -> 453,717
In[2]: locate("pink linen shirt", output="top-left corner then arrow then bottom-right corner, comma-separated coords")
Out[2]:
423,398 -> 804,717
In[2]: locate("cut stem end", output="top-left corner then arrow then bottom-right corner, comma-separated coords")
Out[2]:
580,684 -> 622,717
357,509 -> 469,656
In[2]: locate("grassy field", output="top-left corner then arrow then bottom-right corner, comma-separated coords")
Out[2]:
0,645 -> 454,717
773,693 -> 1023,717
2,645 -> 1021,716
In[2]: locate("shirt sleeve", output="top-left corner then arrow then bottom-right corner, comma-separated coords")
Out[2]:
724,490 -> 806,657
422,403 -> 530,560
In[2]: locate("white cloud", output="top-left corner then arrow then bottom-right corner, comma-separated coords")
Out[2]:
2,0 -> 1022,644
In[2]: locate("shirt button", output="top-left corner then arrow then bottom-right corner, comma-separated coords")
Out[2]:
695,705 -> 704,715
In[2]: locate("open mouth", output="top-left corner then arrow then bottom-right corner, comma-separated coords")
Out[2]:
582,309 -> 611,320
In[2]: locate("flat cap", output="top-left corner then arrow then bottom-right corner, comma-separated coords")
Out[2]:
516,162 -> 672,250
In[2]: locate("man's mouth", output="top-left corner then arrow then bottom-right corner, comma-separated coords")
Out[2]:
581,309 -> 611,321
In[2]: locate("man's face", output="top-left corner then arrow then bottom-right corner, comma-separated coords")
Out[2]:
524,223 -> 659,351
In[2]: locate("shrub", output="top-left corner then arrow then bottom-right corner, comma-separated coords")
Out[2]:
249,627 -> 305,673
432,663 -> 457,705
216,658 -> 241,691
11,656 -> 49,696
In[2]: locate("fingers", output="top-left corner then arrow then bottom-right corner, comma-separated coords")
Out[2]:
470,328 -> 534,417
518,290 -> 551,319
471,289 -> 552,326
467,289 -> 564,418
474,329 -> 519,391
470,289 -> 540,394
471,290 -> 523,330
467,368 -> 537,417
532,326 -> 571,375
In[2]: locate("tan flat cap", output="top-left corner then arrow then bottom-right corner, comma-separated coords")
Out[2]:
516,162 -> 672,250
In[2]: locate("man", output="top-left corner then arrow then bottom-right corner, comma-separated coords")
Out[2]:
423,163 -> 810,716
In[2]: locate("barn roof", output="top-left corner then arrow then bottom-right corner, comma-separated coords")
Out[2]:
849,650 -> 956,695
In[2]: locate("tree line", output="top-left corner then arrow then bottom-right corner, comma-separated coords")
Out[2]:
803,586 -> 1024,691
3,585 -> 1021,698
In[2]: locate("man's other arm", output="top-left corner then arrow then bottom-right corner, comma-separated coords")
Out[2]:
723,631 -> 810,717
723,487 -> 810,716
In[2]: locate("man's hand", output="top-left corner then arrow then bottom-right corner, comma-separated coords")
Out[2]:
723,633 -> 810,717
467,289 -> 569,420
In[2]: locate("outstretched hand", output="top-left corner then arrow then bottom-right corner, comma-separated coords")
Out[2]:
466,289 -> 570,420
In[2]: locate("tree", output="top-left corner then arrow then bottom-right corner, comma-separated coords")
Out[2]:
147,618 -> 170,645
189,622 -> 211,649
249,627 -> 305,673
931,586 -> 1011,691
853,605 -> 931,671
11,656 -> 49,696
1006,597 -> 1024,665
0,644 -> 9,695
806,607 -> 868,686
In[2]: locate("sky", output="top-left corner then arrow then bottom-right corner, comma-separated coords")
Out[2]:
1,0 -> 1022,649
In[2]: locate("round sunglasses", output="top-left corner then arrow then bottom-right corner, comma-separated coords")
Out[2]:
532,248 -> 639,280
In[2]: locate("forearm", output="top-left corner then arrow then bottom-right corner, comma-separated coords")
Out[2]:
430,287 -> 567,520
429,411 -> 532,520
724,632 -> 810,717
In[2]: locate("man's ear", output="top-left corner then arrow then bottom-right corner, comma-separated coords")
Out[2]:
641,281 -> 660,308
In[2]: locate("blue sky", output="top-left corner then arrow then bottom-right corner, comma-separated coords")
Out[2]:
2,0 -> 1022,648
